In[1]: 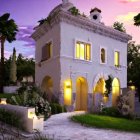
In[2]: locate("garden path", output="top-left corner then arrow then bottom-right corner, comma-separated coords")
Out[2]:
43,112 -> 140,140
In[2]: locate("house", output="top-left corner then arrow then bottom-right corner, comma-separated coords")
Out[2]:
32,0 -> 132,112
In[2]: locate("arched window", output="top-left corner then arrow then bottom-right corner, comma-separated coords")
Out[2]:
101,48 -> 106,63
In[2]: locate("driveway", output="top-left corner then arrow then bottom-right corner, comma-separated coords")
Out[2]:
43,112 -> 140,140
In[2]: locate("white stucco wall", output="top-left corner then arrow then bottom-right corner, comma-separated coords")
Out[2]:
35,24 -> 61,92
60,22 -> 127,93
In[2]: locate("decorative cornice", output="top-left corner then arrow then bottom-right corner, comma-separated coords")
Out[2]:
32,9 -> 132,43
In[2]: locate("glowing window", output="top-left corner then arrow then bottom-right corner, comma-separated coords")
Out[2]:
75,41 -> 91,61
101,48 -> 106,63
114,51 -> 120,66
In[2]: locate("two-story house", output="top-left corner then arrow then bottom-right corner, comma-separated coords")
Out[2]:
32,0 -> 132,112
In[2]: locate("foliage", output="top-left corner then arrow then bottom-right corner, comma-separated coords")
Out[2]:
10,48 -> 17,82
134,13 -> 140,26
36,97 -> 51,119
0,93 -> 15,99
0,108 -> 23,129
4,53 -> 35,85
113,21 -> 126,32
68,7 -> 80,16
9,85 -> 51,119
100,107 -> 121,117
38,16 -> 52,26
117,93 -> 133,118
0,13 -> 18,92
105,75 -> 113,96
50,103 -> 67,115
17,53 -> 35,82
127,41 -> 140,101
71,114 -> 140,132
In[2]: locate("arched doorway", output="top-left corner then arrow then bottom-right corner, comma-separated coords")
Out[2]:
93,78 -> 106,112
112,78 -> 120,107
41,76 -> 53,102
75,77 -> 88,111
93,78 -> 106,94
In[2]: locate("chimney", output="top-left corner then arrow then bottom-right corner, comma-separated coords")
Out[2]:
90,7 -> 102,23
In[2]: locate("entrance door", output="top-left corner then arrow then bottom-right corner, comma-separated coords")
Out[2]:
75,77 -> 88,111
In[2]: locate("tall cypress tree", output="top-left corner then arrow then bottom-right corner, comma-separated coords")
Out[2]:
10,48 -> 17,83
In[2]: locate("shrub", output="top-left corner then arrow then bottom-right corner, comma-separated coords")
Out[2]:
9,85 -> 51,119
0,108 -> 23,129
101,107 -> 121,117
50,103 -> 67,115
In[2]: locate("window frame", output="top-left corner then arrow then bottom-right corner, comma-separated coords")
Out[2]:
74,39 -> 92,62
41,40 -> 53,62
114,50 -> 120,67
100,46 -> 107,64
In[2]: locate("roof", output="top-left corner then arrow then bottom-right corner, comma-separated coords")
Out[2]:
90,7 -> 102,13
32,3 -> 132,43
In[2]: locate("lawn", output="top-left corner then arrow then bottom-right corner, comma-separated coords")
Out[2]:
71,114 -> 140,133
0,93 -> 15,99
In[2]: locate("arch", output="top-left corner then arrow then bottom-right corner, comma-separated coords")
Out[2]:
75,77 -> 88,111
101,48 -> 106,63
112,78 -> 120,107
93,78 -> 106,94
93,73 -> 108,89
41,76 -> 53,102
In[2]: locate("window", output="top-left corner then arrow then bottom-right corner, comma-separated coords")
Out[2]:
75,41 -> 91,61
101,48 -> 106,63
42,42 -> 52,61
114,51 -> 120,66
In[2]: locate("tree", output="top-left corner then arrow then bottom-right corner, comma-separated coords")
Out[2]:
0,13 -> 18,92
17,53 -> 35,82
10,48 -> 17,82
113,21 -> 126,32
127,41 -> 140,102
134,13 -> 140,26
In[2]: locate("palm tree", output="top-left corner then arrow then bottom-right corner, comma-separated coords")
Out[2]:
134,13 -> 140,26
0,13 -> 18,92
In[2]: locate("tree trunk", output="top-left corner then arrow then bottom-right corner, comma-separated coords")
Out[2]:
0,37 -> 5,93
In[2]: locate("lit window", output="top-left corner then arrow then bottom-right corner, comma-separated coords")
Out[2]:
114,51 -> 120,66
101,48 -> 106,63
42,42 -> 52,61
75,41 -> 91,61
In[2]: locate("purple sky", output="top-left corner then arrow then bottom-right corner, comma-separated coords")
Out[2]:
0,0 -> 140,58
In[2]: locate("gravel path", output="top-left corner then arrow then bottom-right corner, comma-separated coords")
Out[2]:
43,112 -> 140,140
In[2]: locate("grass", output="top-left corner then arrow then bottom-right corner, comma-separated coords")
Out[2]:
71,114 -> 140,133
0,93 -> 15,99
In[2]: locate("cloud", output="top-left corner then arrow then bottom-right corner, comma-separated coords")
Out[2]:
120,0 -> 140,3
116,12 -> 137,25
16,25 -> 35,48
4,50 -> 12,59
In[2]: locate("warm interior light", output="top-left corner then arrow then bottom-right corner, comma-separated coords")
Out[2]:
114,51 -> 120,66
76,42 -> 91,61
64,79 -> 72,105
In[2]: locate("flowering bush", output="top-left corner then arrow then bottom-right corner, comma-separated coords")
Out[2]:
35,97 -> 51,119
117,93 -> 132,117
9,85 -> 51,119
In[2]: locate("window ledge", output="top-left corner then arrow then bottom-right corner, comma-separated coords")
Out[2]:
74,58 -> 92,64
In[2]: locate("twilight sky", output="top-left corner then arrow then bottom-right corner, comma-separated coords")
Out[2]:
0,0 -> 140,58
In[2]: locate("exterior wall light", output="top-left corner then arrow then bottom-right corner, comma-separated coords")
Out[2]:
64,79 -> 72,105
0,98 -> 7,104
